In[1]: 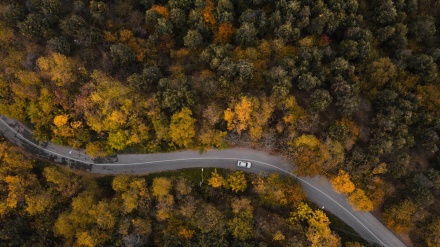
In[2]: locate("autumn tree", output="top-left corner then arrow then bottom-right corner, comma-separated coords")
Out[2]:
223,96 -> 274,142
77,71 -> 149,151
214,23 -> 235,44
112,176 -> 150,213
229,198 -> 254,240
54,190 -> 98,241
226,171 -> 247,193
383,199 -> 418,234
290,202 -> 341,247
85,141 -> 108,158
27,88 -> 59,141
202,0 -> 216,26
175,177 -> 192,197
169,107 -> 196,148
330,170 -> 356,195
149,5 -> 169,19
37,53 -> 83,88
348,189 -> 374,212
249,96 -> 275,142
43,166 -> 81,198
198,128 -> 227,148
152,177 -> 172,197
224,96 -> 252,134
192,203 -> 227,235
89,200 -> 118,230
254,173 -> 305,208
424,217 -> 440,247
280,96 -> 306,135
155,194 -> 174,221
328,118 -> 359,150
208,169 -> 225,188
291,135 -> 330,177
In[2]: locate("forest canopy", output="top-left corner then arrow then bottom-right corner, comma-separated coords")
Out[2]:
0,138 -> 364,246
0,0 -> 439,246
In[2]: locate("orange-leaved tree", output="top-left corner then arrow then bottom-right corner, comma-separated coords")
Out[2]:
214,23 -> 235,44
330,170 -> 356,195
291,134 -> 330,177
208,169 -> 225,188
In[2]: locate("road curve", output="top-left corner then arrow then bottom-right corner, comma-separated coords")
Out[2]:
0,115 -> 405,247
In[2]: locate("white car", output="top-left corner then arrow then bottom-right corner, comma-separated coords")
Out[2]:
237,160 -> 252,168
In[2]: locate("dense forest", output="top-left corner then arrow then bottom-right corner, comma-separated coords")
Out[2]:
0,0 -> 439,246
0,139 -> 368,246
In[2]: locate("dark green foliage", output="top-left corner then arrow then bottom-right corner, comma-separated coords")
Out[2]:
47,37 -> 71,55
156,77 -> 195,114
373,0 -> 397,25
235,22 -> 258,46
60,15 -> 86,38
298,73 -> 321,91
409,15 -> 436,44
338,40 -> 358,60
127,66 -> 162,92
109,43 -> 135,67
184,29 -> 203,48
89,1 -> 108,24
310,89 -> 332,112
170,8 -> 187,28
407,54 -> 438,83
18,13 -> 52,42
3,4 -> 26,26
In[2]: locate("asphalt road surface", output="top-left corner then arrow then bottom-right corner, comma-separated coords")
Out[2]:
0,115 -> 406,247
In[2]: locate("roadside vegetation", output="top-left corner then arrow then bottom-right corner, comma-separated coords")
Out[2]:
0,139 -> 367,246
0,0 -> 439,246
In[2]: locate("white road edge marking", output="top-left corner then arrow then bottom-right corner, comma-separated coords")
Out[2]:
0,117 -> 387,246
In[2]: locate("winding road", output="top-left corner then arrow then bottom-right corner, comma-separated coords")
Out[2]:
0,115 -> 405,247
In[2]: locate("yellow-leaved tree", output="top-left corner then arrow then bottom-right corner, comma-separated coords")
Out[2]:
290,202 -> 341,247
169,107 -> 196,148
208,169 -> 225,188
249,96 -> 275,142
78,71 -> 150,152
348,189 -> 374,211
224,96 -> 253,134
112,176 -> 150,213
151,177 -> 174,220
330,170 -> 356,195
223,96 -> 274,142
37,53 -> 83,87
25,193 -> 53,215
281,96 -> 306,134
152,177 -> 172,198
226,171 -> 247,193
